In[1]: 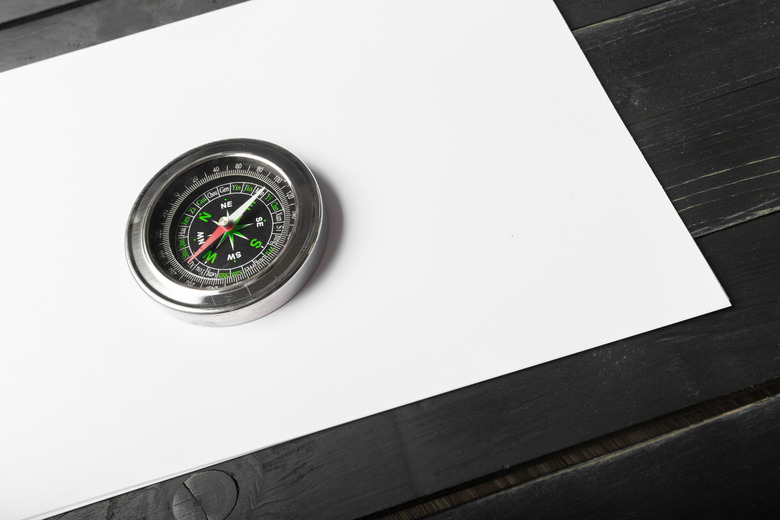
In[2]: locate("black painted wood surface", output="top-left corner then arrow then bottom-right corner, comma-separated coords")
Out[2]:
426,389 -> 780,519
0,0 -> 80,26
556,0 -> 666,29
0,0 -> 247,72
1,0 -> 778,518
371,379 -> 780,518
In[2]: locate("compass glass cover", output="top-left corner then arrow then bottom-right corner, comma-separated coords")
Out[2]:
148,155 -> 297,289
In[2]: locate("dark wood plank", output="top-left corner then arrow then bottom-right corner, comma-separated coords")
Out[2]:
50,210 -> 780,520
372,379 -> 780,518
426,393 -> 780,519
53,413 -> 418,520
556,0 -> 665,30
632,77 -> 780,237
0,0 -> 83,26
574,0 -> 780,124
0,0 -> 249,72
562,0 -> 780,236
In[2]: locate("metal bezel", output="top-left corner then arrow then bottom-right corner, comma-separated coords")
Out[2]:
126,139 -> 327,325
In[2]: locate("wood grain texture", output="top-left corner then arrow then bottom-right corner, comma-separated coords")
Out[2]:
0,0 -> 84,26
0,0 -> 249,72
632,77 -> 780,236
49,211 -> 780,520
561,0 -> 780,235
574,0 -> 780,125
555,0 -> 666,29
373,380 -> 780,518
426,393 -> 780,519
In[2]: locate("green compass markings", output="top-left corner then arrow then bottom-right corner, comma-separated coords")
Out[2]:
181,184 -> 269,269
214,221 -> 253,250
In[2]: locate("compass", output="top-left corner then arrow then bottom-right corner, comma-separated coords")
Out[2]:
126,139 -> 327,325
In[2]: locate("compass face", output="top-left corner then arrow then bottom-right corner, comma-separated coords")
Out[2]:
149,158 -> 296,288
126,139 -> 327,326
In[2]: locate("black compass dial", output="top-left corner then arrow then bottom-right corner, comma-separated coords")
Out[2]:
147,155 -> 297,289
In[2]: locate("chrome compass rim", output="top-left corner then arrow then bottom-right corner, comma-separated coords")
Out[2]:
125,139 -> 327,326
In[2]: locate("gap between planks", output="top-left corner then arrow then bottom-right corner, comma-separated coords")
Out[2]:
364,377 -> 780,520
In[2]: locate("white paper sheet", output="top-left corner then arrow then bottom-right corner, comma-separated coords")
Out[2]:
0,1 -> 729,517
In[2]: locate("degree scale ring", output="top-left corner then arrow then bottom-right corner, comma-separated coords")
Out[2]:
125,139 -> 327,326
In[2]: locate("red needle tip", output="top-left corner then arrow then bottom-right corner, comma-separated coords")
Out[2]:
186,224 -> 230,264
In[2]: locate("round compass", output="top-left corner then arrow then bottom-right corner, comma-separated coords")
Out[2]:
126,139 -> 327,325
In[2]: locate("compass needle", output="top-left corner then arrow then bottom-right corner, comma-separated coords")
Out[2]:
215,232 -> 228,249
126,139 -> 327,325
186,224 -> 227,264
228,187 -> 264,225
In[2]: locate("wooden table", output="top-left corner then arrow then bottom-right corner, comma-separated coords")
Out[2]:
4,0 -> 778,517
